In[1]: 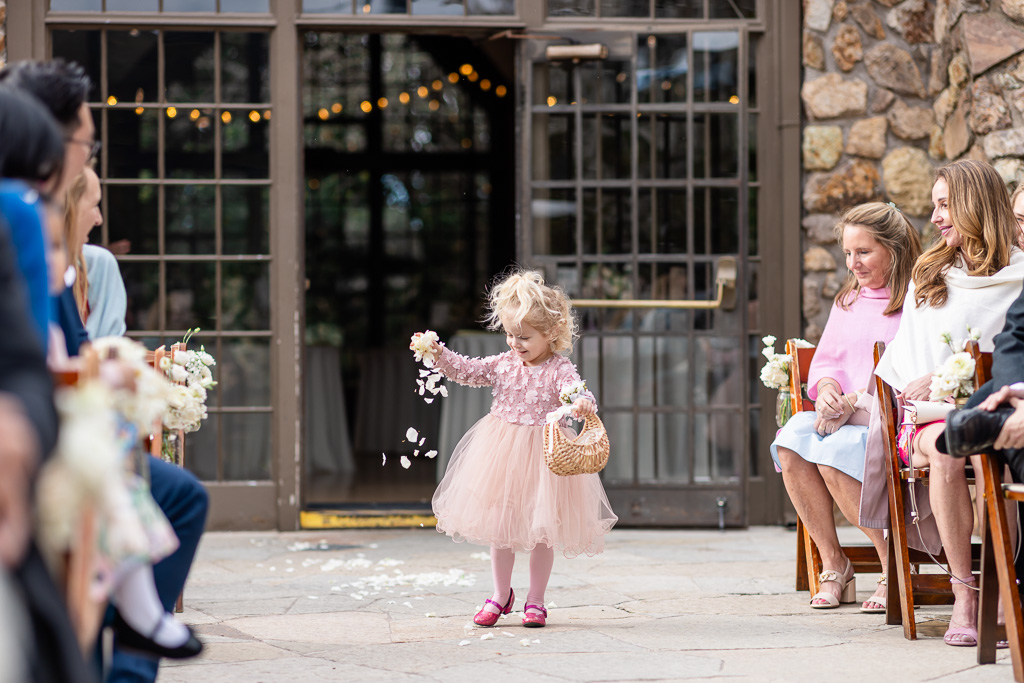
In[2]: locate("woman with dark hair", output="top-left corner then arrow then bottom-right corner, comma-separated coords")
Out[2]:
866,159 -> 1024,646
0,87 -> 65,348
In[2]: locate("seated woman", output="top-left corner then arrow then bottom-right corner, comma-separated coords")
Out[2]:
869,159 -> 1024,646
772,202 -> 920,611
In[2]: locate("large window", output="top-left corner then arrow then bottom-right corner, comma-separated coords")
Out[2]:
52,28 -> 273,482
547,0 -> 756,19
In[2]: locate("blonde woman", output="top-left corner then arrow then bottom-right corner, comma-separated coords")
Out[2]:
772,203 -> 920,612
867,160 -> 1024,646
63,166 -> 126,338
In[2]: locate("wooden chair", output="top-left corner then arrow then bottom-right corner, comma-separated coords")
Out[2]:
967,341 -> 1023,679
873,341 -> 981,639
787,340 -> 882,595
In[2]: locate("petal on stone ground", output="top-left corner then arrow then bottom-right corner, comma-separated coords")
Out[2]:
406,427 -> 419,442
400,456 -> 411,469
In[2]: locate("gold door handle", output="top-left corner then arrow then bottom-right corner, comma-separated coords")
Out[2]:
572,257 -> 737,311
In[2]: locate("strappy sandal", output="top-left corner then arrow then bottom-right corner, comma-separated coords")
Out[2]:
811,557 -> 856,609
860,574 -> 887,614
474,588 -> 514,627
944,576 -> 978,647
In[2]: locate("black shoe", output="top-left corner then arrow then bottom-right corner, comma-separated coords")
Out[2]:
942,405 -> 1016,458
113,611 -> 203,660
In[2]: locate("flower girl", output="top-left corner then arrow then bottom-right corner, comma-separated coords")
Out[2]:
411,270 -> 617,628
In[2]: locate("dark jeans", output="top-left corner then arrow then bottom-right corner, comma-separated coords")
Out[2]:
106,457 -> 208,682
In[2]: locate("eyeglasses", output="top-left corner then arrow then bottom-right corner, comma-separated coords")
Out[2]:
66,136 -> 101,160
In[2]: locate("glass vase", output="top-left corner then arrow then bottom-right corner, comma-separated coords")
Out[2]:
776,389 -> 793,428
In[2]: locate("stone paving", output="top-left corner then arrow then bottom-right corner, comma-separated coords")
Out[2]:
159,526 -> 1016,682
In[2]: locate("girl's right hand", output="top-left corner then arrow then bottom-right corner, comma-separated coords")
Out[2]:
899,373 -> 933,402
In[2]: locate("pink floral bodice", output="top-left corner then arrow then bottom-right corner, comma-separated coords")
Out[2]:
434,346 -> 596,426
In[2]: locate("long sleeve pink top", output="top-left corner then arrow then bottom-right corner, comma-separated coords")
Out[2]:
807,287 -> 902,400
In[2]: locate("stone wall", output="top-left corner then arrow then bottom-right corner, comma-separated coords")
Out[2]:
800,0 -> 1024,342
0,1 -> 6,70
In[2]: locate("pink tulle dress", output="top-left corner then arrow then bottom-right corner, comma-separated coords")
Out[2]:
431,346 -> 618,557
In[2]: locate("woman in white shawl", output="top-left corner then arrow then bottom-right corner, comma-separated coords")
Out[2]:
868,159 -> 1024,646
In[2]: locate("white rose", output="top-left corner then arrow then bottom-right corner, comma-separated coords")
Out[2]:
929,375 -> 958,401
944,352 -> 976,382
762,335 -> 776,347
169,365 -> 188,383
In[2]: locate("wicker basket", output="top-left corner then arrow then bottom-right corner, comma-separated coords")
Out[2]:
543,413 -> 610,476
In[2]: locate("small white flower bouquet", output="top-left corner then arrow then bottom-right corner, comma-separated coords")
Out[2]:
928,326 -> 981,401
559,380 -> 589,407
410,330 -> 440,367
160,329 -> 217,434
759,336 -> 792,390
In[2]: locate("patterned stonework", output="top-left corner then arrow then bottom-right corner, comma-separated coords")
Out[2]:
0,1 -> 7,70
800,0 -> 1024,342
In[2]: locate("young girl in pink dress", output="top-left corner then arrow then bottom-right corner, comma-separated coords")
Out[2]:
412,270 -> 617,628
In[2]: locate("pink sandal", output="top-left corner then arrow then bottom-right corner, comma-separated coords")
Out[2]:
522,604 -> 547,628
474,589 -> 514,627
944,576 -> 978,647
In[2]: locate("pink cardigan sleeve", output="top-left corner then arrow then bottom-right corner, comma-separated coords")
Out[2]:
433,346 -> 501,388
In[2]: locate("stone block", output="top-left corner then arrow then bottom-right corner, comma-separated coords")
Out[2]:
1003,0 -> 1024,23
804,322 -> 825,345
851,2 -> 886,38
803,159 -> 883,213
821,272 -> 843,299
933,85 -> 959,124
832,23 -> 863,71
882,146 -> 934,216
943,91 -> 972,159
983,127 -> 1024,158
963,13 -> 1024,76
802,213 -> 840,246
834,0 -> 849,21
805,0 -> 835,31
994,157 -> 1024,187
870,88 -> 896,114
803,125 -> 844,170
966,142 -> 990,163
803,277 -> 823,318
804,248 -> 837,273
968,76 -> 1012,135
846,116 -> 888,158
803,31 -> 826,71
801,73 -> 868,120
887,99 -> 935,140
864,44 -> 925,98
929,125 -> 946,159
929,43 -> 952,96
948,52 -> 970,89
886,0 -> 934,44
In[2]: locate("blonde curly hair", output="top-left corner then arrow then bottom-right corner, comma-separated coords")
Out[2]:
484,269 -> 577,354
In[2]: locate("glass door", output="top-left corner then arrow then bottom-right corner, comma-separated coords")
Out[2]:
520,27 -> 760,526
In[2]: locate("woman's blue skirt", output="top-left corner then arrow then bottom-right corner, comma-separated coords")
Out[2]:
770,410 -> 867,482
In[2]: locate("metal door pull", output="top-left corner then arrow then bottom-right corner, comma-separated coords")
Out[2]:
572,256 -> 737,311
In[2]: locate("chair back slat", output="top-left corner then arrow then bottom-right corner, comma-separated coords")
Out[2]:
967,340 -> 993,388
786,340 -> 816,415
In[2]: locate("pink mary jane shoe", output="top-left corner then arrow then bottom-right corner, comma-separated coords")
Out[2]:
474,589 -> 514,627
522,604 -> 547,628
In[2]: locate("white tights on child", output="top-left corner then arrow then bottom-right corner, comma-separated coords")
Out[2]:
483,545 -> 555,616
114,562 -> 190,648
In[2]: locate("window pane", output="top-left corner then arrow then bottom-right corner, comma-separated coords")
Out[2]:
600,113 -> 631,179
184,414 -> 218,481
638,265 -> 691,331
166,185 -> 215,255
710,0 -> 756,18
222,0 -> 270,9
533,114 -> 575,181
601,0 -> 647,16
694,187 -> 738,254
222,263 -> 270,330
696,337 -> 742,406
120,262 -> 160,331
601,188 -> 631,255
164,33 -> 215,102
654,190 -> 688,254
601,412 -> 633,483
106,185 -> 158,255
656,413 -> 689,482
107,0 -> 157,9
108,109 -> 159,179
222,33 -> 270,104
749,187 -> 758,257
467,0 -> 514,14
548,0 -> 595,16
164,0 -> 216,10
219,338 -> 271,406
531,189 -> 575,256
639,35 -> 687,104
749,113 -> 758,181
411,0 -> 462,14
166,262 -> 216,330
637,412 -> 654,481
304,0 -> 353,11
51,31 -> 102,102
222,109 -> 270,179
533,63 -> 573,106
366,0 -> 407,13
654,113 -> 687,179
580,60 -> 631,105
50,0 -> 101,9
223,413 -> 271,480
655,0 -> 701,18
694,113 -> 737,178
694,31 -> 739,103
166,108 -> 215,179
108,30 -> 159,104
223,186 -> 269,254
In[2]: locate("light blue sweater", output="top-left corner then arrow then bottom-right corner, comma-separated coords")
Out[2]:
82,243 -> 127,339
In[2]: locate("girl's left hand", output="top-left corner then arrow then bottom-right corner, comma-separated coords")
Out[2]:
572,398 -> 596,417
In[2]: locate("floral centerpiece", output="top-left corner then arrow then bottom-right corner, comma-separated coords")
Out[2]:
157,329 -> 217,464
929,326 -> 981,402
760,335 -> 812,427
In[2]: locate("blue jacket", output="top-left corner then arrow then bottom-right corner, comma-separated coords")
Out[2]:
0,179 -> 49,350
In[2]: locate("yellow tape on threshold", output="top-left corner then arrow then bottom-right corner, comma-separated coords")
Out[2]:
300,511 -> 437,529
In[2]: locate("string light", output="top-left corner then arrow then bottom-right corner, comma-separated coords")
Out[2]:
377,97 -> 388,109
360,100 -> 372,113
166,106 -> 177,118
263,109 -> 272,120
480,79 -> 491,91
467,71 -> 479,83
190,109 -> 200,120
399,92 -> 410,104
431,79 -> 443,91
428,100 -> 440,111
135,106 -> 144,115
448,72 -> 459,84
221,111 -> 232,124
417,86 -> 428,98
459,64 -> 473,76
331,102 -> 342,113
496,85 -> 507,97
729,95 -> 740,104
107,96 -> 118,106
546,96 -> 557,107
317,108 -> 329,120
249,110 -> 261,122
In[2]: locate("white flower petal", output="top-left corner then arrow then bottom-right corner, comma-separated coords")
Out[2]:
480,633 -> 495,640
425,450 -> 438,459
406,428 -> 418,442
382,453 -> 387,466
439,386 -> 448,397
424,398 -> 434,404
459,640 -> 471,647
400,456 -> 411,469
519,638 -> 531,647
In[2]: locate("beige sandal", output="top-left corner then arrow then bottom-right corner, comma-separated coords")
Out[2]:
811,558 -> 856,609
860,574 -> 886,613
